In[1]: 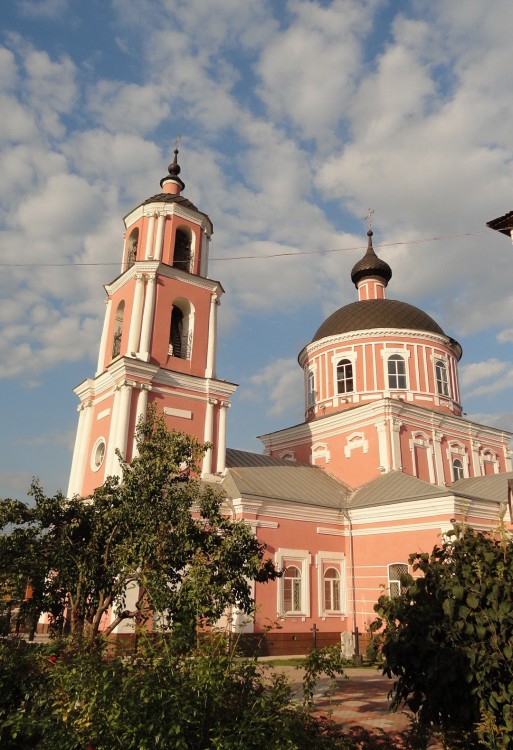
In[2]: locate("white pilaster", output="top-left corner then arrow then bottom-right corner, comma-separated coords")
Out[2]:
216,401 -> 230,473
111,381 -> 134,478
120,231 -> 127,274
105,387 -> 122,477
138,273 -> 156,361
128,273 -> 145,356
376,420 -> 389,473
145,213 -> 156,259
67,400 -> 93,497
153,213 -> 165,261
96,298 -> 112,375
205,293 -> 219,378
200,231 -> 210,277
432,429 -> 445,484
390,418 -> 402,470
202,398 -> 217,475
471,440 -> 482,477
132,384 -> 151,458
504,447 -> 513,472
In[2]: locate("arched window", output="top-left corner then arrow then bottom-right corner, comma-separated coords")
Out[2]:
452,458 -> 464,481
111,301 -> 125,359
307,371 -> 315,407
388,563 -> 408,598
337,358 -> 353,394
435,360 -> 449,397
388,354 -> 407,389
126,228 -> 139,269
173,228 -> 192,271
283,566 -> 302,613
169,299 -> 194,359
324,567 -> 341,611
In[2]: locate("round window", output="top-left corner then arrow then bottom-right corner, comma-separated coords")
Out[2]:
91,438 -> 106,471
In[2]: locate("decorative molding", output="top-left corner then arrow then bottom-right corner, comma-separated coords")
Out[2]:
164,407 -> 192,420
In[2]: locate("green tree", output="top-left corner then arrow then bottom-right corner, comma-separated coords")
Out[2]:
372,524 -> 513,749
0,406 -> 278,642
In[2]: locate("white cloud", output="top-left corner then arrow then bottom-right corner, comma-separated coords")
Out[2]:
243,358 -> 304,418
18,0 -> 69,18
498,329 -> 513,344
459,359 -> 510,389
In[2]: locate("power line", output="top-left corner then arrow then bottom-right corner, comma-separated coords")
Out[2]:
0,230 -> 486,268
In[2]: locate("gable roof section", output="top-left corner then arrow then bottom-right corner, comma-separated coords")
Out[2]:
224,449 -> 350,508
350,471 -> 448,509
451,472 -> 513,503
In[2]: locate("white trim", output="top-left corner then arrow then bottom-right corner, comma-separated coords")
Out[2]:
90,436 -> 107,473
316,551 -> 346,617
164,407 -> 192,419
275,548 -> 311,618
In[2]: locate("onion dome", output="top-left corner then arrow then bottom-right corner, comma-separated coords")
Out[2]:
351,229 -> 392,287
160,148 -> 185,192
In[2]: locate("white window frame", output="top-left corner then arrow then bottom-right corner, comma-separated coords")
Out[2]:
336,358 -> 354,394
434,358 -> 450,398
344,432 -> 368,458
388,562 -> 409,598
91,437 -> 107,472
446,441 -> 469,479
317,551 -> 346,617
276,548 -> 311,618
306,370 -> 316,407
310,442 -> 330,465
381,349 -> 410,392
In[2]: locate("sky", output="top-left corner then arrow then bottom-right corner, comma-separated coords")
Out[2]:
1,0 -> 513,500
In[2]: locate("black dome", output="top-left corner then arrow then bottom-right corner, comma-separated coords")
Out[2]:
312,299 -> 446,341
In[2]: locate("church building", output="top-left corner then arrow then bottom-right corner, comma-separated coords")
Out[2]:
67,155 -> 513,654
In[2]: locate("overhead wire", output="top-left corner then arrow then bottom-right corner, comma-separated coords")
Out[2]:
0,229 -> 487,268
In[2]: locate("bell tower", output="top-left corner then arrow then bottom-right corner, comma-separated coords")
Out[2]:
68,151 -> 236,497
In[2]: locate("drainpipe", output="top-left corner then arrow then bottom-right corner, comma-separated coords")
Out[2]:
343,505 -> 358,659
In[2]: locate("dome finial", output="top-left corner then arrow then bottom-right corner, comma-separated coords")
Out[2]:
350,213 -> 392,289
160,136 -> 185,194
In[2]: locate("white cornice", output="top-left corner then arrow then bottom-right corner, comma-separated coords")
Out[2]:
104,261 -> 222,297
259,396 -> 512,448
75,358 -> 237,403
299,328 -> 456,365
124,200 -> 212,235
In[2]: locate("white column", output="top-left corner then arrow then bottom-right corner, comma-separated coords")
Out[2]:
200,231 -> 210,277
154,213 -> 165,261
216,401 -> 230,473
111,381 -> 134,479
426,444 -> 435,484
105,387 -> 122,477
67,401 -> 93,497
127,273 -> 145,356
376,420 -> 389,473
138,273 -> 156,361
202,398 -> 217,475
390,418 -> 402,470
471,440 -> 482,477
205,294 -> 219,378
145,213 -> 156,259
432,429 -> 445,484
120,231 -> 127,274
132,384 -> 151,458
96,298 -> 112,375
504,447 -> 513,472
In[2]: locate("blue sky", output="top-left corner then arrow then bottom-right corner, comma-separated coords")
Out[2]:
1,0 -> 512,499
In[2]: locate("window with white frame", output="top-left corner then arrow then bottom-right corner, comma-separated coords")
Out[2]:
317,552 -> 345,616
283,566 -> 302,613
337,358 -> 354,394
323,567 -> 341,611
307,370 -> 315,407
387,354 -> 407,389
388,563 -> 408,597
452,458 -> 464,481
435,359 -> 450,397
276,549 -> 311,617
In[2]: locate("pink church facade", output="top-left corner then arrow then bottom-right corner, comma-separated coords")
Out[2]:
67,157 -> 513,653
